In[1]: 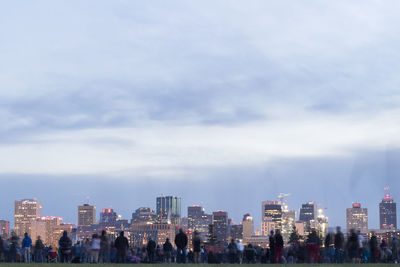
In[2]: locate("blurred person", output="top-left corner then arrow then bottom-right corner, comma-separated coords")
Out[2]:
192,231 -> 201,263
274,229 -> 284,264
369,232 -> 378,263
244,243 -> 256,263
90,233 -> 101,263
324,232 -> 335,263
146,238 -> 156,263
163,238 -> 173,263
34,236 -> 44,262
334,226 -> 344,263
227,238 -> 237,263
58,230 -> 72,263
114,231 -> 129,263
347,229 -> 359,263
21,232 -> 32,263
100,230 -> 110,263
306,229 -> 320,263
391,236 -> 399,263
357,230 -> 364,263
269,230 -> 275,263
71,240 -> 82,263
236,239 -> 244,264
175,229 -> 188,263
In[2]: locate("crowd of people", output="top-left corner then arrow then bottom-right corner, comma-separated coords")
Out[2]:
0,227 -> 399,264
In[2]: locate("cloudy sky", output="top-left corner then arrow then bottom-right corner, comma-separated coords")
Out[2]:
1,0 -> 400,230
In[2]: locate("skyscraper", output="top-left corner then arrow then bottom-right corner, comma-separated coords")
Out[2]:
156,196 -> 181,225
379,193 -> 397,230
131,207 -> 157,224
100,208 -> 117,226
299,201 -> 317,232
187,206 -> 212,235
14,199 -> 42,237
78,204 -> 96,226
346,203 -> 368,233
242,213 -> 254,240
213,211 -> 228,244
261,201 -> 282,232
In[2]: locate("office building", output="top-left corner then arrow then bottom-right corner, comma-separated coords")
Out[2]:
187,206 -> 212,236
14,199 -> 42,237
100,208 -> 117,227
242,213 -> 254,240
130,222 -> 175,247
346,203 -> 368,233
380,193 -> 397,230
156,196 -> 181,225
213,211 -> 228,244
261,201 -> 282,233
299,201 -> 317,233
131,207 -> 157,224
30,216 -> 73,248
230,224 -> 243,240
78,204 -> 96,226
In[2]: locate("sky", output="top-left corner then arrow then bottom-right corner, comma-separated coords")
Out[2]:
1,0 -> 400,230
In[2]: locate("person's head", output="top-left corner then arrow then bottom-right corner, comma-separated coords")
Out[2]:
270,230 -> 274,235
102,230 -> 106,236
336,226 -> 341,232
166,238 -> 170,242
37,235 -> 41,240
311,229 -> 316,235
24,232 -> 28,237
276,229 -> 280,235
63,230 -> 68,237
179,229 -> 184,234
231,238 -> 235,243
92,233 -> 97,239
120,231 -> 124,237
357,230 -> 361,235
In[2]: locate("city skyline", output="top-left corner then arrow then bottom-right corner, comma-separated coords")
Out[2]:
1,190 -> 397,232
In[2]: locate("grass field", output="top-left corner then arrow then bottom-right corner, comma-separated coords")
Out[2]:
0,264 -> 398,267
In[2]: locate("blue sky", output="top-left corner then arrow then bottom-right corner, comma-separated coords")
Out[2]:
1,0 -> 400,230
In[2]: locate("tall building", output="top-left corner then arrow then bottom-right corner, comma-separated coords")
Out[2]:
213,211 -> 228,244
156,196 -> 181,225
131,207 -> 157,224
14,199 -> 42,237
379,193 -> 397,230
130,222 -> 175,248
346,203 -> 368,233
0,220 -> 10,237
78,204 -> 96,226
242,213 -> 254,240
230,224 -> 243,240
187,206 -> 212,236
100,208 -> 117,227
281,209 -> 296,243
30,216 -> 73,248
261,201 -> 282,233
299,201 -> 317,233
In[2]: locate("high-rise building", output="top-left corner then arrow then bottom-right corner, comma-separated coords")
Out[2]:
230,224 -> 243,240
261,201 -> 282,232
156,196 -> 181,225
213,211 -> 228,244
0,220 -> 10,237
14,199 -> 42,237
242,213 -> 254,240
100,208 -> 117,227
299,201 -> 317,233
187,206 -> 212,237
131,207 -> 157,224
379,193 -> 397,230
130,222 -> 175,247
346,203 -> 368,233
78,204 -> 96,226
281,209 -> 296,243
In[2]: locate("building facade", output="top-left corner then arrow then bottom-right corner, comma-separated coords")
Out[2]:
78,204 -> 96,227
212,211 -> 228,244
156,196 -> 181,225
14,199 -> 42,237
0,220 -> 10,237
299,201 -> 317,233
261,201 -> 282,233
379,193 -> 397,230
346,203 -> 368,233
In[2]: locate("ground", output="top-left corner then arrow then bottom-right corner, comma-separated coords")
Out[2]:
0,264 -> 397,267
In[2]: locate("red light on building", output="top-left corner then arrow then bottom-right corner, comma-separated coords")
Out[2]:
352,203 -> 361,208
102,209 -> 106,213
384,193 -> 391,200
108,209 -> 112,213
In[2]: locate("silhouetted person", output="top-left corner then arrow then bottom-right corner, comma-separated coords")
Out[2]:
334,226 -> 344,263
347,229 -> 359,263
34,236 -> 44,262
306,229 -> 320,263
100,230 -> 110,263
192,231 -> 201,264
175,229 -> 188,263
269,230 -> 275,263
114,231 -> 129,263
146,238 -> 156,263
227,239 -> 237,263
58,230 -> 72,263
369,232 -> 378,263
244,243 -> 256,263
163,238 -> 173,263
274,229 -> 284,264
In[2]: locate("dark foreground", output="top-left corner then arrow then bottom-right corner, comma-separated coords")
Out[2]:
0,264 -> 399,267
